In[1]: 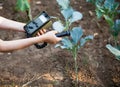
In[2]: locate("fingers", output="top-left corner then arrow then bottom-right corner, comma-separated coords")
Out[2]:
57,37 -> 62,42
37,32 -> 40,36
43,30 -> 62,44
53,30 -> 58,34
37,29 -> 46,36
43,29 -> 46,33
40,29 -> 46,34
52,31 -> 62,42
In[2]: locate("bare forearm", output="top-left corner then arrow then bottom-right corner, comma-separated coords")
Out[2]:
0,16 -> 25,32
0,36 -> 45,52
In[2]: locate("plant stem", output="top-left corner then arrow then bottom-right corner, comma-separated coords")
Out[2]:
28,8 -> 32,20
72,47 -> 78,87
114,36 -> 118,47
65,21 -> 70,31
26,8 -> 32,21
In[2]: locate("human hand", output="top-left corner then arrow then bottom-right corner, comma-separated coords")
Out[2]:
43,30 -> 62,44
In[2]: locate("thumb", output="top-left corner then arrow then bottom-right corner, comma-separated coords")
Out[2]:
57,37 -> 62,42
53,30 -> 58,34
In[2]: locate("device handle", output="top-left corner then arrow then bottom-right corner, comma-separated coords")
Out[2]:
55,30 -> 70,37
34,30 -> 70,49
34,42 -> 47,49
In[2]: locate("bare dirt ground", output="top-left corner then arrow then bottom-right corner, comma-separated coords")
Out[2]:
0,0 -> 120,87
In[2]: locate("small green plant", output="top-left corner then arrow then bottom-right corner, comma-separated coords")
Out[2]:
86,0 -> 120,23
111,19 -> 120,46
16,0 -> 32,20
15,0 -> 93,85
106,20 -> 120,60
53,0 -> 93,86
86,0 -> 120,45
106,44 -> 120,60
86,0 -> 120,61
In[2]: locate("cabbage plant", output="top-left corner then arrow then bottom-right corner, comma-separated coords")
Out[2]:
86,0 -> 120,61
53,0 -> 93,86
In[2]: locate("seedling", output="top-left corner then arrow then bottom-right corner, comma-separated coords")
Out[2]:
111,19 -> 120,46
106,20 -> 120,60
86,0 -> 120,46
53,0 -> 93,86
15,0 -> 93,86
86,0 -> 120,23
86,0 -> 120,60
16,0 -> 32,20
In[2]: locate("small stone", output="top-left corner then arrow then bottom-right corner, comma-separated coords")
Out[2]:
0,6 -> 3,10
94,33 -> 98,37
7,53 -> 11,55
89,11 -> 93,16
36,1 -> 41,5
0,3 -> 3,10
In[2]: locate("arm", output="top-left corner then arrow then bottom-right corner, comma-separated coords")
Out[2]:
0,16 -> 62,52
0,31 -> 62,52
0,16 -> 25,32
0,16 -> 47,35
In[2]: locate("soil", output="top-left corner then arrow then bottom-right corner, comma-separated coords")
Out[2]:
0,0 -> 120,87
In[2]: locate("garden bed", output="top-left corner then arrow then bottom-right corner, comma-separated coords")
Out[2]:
0,0 -> 120,87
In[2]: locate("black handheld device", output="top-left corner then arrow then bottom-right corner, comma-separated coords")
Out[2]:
24,11 -> 51,37
24,11 -> 70,49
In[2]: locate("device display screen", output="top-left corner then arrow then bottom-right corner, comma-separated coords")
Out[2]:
39,15 -> 48,23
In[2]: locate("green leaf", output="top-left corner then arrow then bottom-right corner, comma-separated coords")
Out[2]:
106,44 -> 120,60
70,27 -> 83,44
52,21 -> 65,32
111,19 -> 120,36
104,0 -> 114,9
97,7 -> 105,13
115,20 -> 120,28
112,2 -> 119,11
61,38 -> 73,49
16,0 -> 30,11
55,44 -> 62,48
84,35 -> 94,40
80,35 -> 93,46
61,7 -> 74,20
56,0 -> 70,9
104,15 -> 114,26
96,9 -> 103,19
104,0 -> 119,11
117,10 -> 120,14
69,11 -> 83,23
80,38 -> 86,47
96,0 -> 104,6
86,0 -> 96,5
